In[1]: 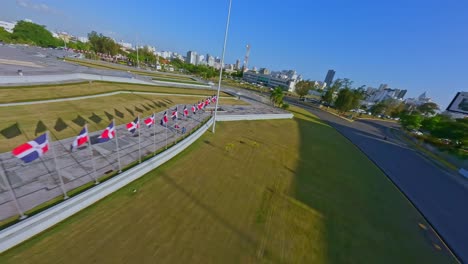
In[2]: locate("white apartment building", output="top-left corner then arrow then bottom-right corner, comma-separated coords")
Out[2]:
243,69 -> 302,92
0,21 -> 16,33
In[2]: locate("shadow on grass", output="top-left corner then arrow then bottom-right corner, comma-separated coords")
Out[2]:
88,113 -> 103,124
1,123 -> 22,139
125,107 -> 134,116
291,107 -> 452,263
35,121 -> 47,136
71,115 -> 86,127
104,111 -> 114,121
114,109 -> 124,119
54,118 -> 68,132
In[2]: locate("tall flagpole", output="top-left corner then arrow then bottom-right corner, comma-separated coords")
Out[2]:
48,131 -> 68,199
138,115 -> 141,163
152,112 -> 156,155
212,0 -> 232,133
0,168 -> 26,219
165,108 -> 168,150
85,124 -> 99,185
114,119 -> 122,173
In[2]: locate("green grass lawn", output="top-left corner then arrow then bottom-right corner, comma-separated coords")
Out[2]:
64,58 -> 198,82
0,93 -> 244,152
0,81 -> 230,104
0,107 -> 454,263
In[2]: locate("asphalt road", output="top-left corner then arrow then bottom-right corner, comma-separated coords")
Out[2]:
292,102 -> 468,262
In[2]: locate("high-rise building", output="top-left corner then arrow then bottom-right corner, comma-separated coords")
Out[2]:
324,70 -> 335,86
396,89 -> 407,99
186,51 -> 197,65
235,59 -> 241,70
206,54 -> 215,67
378,84 -> 388,90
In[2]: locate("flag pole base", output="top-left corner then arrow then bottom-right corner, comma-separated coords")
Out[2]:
63,195 -> 69,200
19,215 -> 27,220
94,181 -> 99,185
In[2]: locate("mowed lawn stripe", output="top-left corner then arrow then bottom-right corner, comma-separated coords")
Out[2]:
0,107 -> 454,263
0,82 -> 230,104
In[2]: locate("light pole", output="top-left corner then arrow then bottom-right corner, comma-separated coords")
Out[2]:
212,0 -> 232,133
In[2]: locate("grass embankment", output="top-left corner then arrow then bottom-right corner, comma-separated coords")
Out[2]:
0,81 -> 229,104
0,107 -> 454,263
64,58 -> 199,83
0,93 -> 245,152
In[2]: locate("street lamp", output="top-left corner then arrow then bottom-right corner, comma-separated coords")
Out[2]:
212,0 -> 232,133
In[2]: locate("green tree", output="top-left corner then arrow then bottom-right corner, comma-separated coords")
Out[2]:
295,80 -> 316,98
400,113 -> 423,130
370,102 -> 387,115
11,21 -> 59,47
417,102 -> 439,116
87,31 -> 120,56
0,27 -> 12,43
334,88 -> 363,113
270,87 -> 286,107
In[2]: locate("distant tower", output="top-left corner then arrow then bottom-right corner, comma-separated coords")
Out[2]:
242,44 -> 250,72
324,70 -> 335,86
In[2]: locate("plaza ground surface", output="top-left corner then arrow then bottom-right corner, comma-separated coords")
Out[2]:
0,107 -> 454,263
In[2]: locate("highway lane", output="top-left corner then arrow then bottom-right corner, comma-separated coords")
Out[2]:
295,103 -> 468,262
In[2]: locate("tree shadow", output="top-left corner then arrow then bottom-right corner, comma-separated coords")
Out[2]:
146,103 -> 155,109
142,104 -> 151,111
125,107 -> 134,116
88,112 -> 103,124
134,106 -> 144,113
0,123 -> 22,139
54,117 -> 68,132
35,120 -> 47,135
104,111 -> 114,121
114,109 -> 124,118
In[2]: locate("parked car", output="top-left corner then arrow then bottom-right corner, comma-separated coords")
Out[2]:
411,130 -> 423,136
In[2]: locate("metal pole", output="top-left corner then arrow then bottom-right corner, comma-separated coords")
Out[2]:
0,168 -> 26,219
114,119 -> 122,173
153,112 -> 156,155
165,109 -> 168,149
86,124 -> 99,185
212,0 -> 232,133
136,37 -> 140,69
138,115 -> 141,163
48,131 -> 69,199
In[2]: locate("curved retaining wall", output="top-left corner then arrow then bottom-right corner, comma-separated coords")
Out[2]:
0,113 -> 292,253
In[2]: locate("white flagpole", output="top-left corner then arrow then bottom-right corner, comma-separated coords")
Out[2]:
0,168 -> 26,219
138,115 -> 141,163
114,119 -> 122,173
212,0 -> 232,133
165,109 -> 168,150
152,112 -> 156,155
85,124 -> 99,185
48,131 -> 68,199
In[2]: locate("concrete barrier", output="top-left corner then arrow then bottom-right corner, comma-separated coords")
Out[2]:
216,113 -> 293,121
0,113 -> 293,253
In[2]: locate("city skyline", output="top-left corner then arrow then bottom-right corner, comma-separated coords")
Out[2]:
1,0 -> 467,108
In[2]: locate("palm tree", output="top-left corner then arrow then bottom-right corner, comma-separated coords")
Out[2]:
270,87 -> 284,107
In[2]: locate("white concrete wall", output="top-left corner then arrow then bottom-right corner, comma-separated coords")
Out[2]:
0,113 -> 292,253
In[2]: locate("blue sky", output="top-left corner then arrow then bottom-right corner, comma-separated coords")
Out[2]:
1,0 -> 467,108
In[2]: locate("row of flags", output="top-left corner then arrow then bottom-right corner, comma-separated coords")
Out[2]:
11,95 -> 218,164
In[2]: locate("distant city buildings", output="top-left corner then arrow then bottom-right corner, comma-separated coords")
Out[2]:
324,70 -> 336,86
206,54 -> 215,67
405,92 -> 432,106
243,69 -> 302,92
0,20 -> 16,33
119,41 -> 133,50
186,51 -> 197,65
235,59 -> 241,70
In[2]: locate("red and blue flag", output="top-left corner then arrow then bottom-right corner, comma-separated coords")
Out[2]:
126,117 -> 140,134
144,114 -> 155,128
71,126 -> 88,151
12,133 -> 49,163
98,121 -> 115,143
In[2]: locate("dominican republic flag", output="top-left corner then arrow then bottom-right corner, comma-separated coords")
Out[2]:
191,104 -> 196,114
174,124 -> 180,129
183,105 -> 189,117
12,133 -> 49,163
160,111 -> 168,126
211,95 -> 217,103
70,126 -> 88,151
197,101 -> 203,110
98,121 -> 115,143
171,107 -> 178,120
204,98 -> 210,107
126,117 -> 140,134
144,114 -> 155,128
